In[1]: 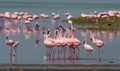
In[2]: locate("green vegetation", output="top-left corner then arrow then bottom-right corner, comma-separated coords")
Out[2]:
72,16 -> 120,24
67,16 -> 120,31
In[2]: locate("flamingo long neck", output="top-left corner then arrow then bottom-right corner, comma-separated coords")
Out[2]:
54,30 -> 59,39
59,29 -> 63,38
91,34 -> 95,42
35,21 -> 39,28
64,29 -> 68,38
42,30 -> 47,40
85,40 -> 87,45
70,30 -> 75,38
47,31 -> 51,38
6,36 -> 9,42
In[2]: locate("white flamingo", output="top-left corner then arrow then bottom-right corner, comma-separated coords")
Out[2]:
83,39 -> 95,56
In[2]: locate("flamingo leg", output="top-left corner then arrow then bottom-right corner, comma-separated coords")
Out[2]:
10,47 -> 13,64
68,48 -> 73,59
10,47 -> 16,64
52,48 -> 56,60
57,47 -> 61,59
76,47 -> 80,58
49,48 -> 52,60
73,48 -> 75,59
12,48 -> 16,64
98,48 -> 101,64
63,47 -> 66,59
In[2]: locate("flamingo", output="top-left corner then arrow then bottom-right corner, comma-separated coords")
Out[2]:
33,19 -> 39,35
90,33 -> 106,49
40,13 -> 49,30
6,36 -> 20,64
83,39 -> 95,57
90,33 -> 106,63
65,12 -> 74,30
41,29 -> 55,60
51,13 -> 60,29
68,28 -> 82,59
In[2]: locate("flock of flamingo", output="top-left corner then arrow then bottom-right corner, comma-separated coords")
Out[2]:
0,11 -> 110,64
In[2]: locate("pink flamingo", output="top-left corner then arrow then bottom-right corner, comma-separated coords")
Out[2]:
57,25 -> 69,59
52,28 -> 63,59
6,36 -> 20,64
68,28 -> 82,59
23,25 -> 32,39
65,12 -> 74,30
33,14 -> 39,27
33,21 -> 39,48
51,13 -> 60,29
33,19 -> 39,35
40,13 -> 49,30
41,29 -> 55,60
90,33 -> 106,63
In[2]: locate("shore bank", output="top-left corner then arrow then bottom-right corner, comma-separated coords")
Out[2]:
0,64 -> 120,71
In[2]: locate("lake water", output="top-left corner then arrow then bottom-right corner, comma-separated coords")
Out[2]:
0,1 -> 120,65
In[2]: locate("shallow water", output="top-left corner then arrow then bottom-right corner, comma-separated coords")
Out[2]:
0,1 -> 120,65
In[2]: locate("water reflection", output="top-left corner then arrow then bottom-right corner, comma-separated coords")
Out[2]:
0,12 -> 120,64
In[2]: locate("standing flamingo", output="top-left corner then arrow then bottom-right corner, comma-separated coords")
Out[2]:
40,13 -> 49,30
6,36 -> 20,64
68,28 -> 82,59
65,12 -> 74,30
83,39 -> 95,57
41,29 -> 55,60
51,13 -> 60,29
90,33 -> 106,63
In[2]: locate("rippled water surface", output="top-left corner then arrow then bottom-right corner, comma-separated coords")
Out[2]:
0,1 -> 120,65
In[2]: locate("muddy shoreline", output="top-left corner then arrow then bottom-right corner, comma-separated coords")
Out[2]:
0,64 -> 120,71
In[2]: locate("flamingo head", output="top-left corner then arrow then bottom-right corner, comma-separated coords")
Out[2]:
90,34 -> 94,41
51,12 -> 56,16
59,25 -> 65,32
90,36 -> 92,41
73,28 -> 76,32
40,30 -> 46,35
47,29 -> 51,34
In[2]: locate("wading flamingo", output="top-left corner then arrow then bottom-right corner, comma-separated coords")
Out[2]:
41,29 -> 55,60
51,13 -> 60,29
68,28 -> 82,59
6,36 -> 20,64
90,33 -> 106,63
83,39 -> 95,57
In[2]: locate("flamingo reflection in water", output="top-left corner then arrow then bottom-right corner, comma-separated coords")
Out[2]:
6,36 -> 20,64
33,20 -> 40,48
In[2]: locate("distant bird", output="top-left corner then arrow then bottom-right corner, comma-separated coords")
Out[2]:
6,36 -> 20,48
65,12 -> 74,30
51,13 -> 60,29
6,36 -> 20,64
83,39 -> 94,56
